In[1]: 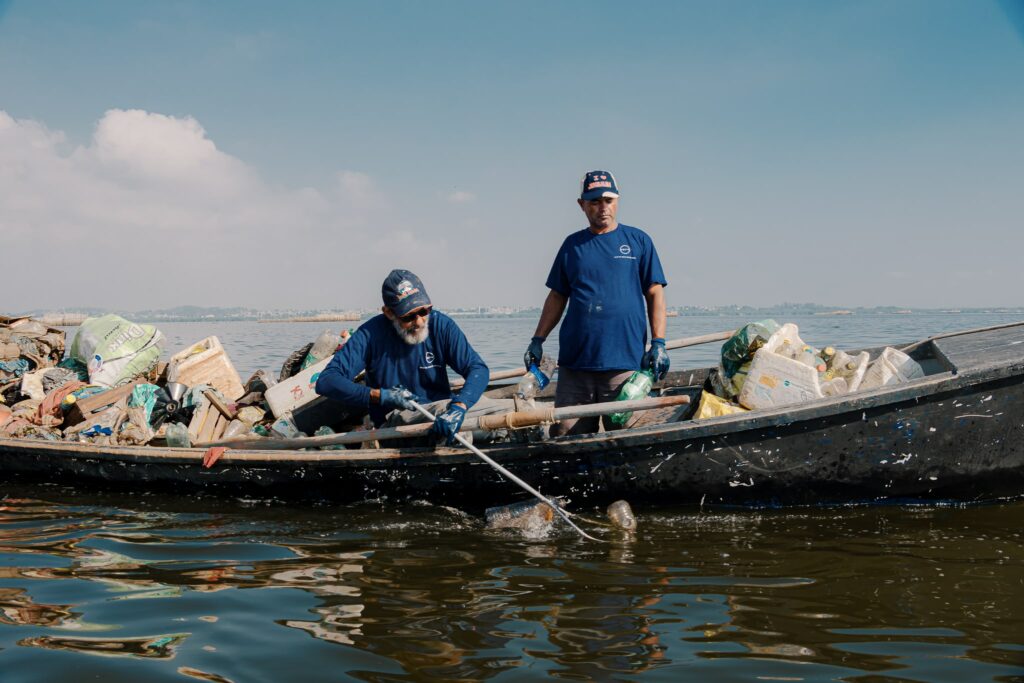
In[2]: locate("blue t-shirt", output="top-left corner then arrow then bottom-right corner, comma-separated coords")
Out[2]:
546,223 -> 667,371
315,311 -> 489,426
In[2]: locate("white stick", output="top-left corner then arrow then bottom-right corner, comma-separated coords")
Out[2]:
410,400 -> 602,542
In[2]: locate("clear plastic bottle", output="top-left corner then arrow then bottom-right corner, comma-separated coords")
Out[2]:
301,330 -> 342,370
165,422 -> 191,448
609,368 -> 655,427
515,357 -> 555,401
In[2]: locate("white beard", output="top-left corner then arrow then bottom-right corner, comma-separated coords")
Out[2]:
391,317 -> 429,345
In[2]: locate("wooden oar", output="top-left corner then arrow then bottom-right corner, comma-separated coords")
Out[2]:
664,329 -> 735,350
196,394 -> 689,450
408,399 -> 603,542
455,329 -> 736,388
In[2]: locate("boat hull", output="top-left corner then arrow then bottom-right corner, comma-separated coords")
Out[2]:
3,323 -> 1024,509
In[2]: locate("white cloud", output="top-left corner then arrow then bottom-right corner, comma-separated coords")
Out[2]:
0,109 -> 419,311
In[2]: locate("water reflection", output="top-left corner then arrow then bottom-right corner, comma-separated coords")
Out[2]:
0,489 -> 1021,681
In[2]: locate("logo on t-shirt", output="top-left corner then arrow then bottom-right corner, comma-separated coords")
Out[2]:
615,243 -> 636,260
420,350 -> 441,370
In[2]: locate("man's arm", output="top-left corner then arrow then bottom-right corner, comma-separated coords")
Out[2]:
533,289 -> 568,339
644,283 -> 666,340
439,316 -> 489,409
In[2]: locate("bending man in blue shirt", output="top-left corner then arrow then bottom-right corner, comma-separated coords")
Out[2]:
524,170 -> 670,436
316,269 -> 490,445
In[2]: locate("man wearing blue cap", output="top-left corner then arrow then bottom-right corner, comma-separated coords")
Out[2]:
316,269 -> 490,445
524,170 -> 669,435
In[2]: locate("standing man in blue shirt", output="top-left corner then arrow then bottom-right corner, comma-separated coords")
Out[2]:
524,170 -> 670,436
316,269 -> 491,445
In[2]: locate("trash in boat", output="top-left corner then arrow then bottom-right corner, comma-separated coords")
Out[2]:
167,336 -> 244,401
69,315 -> 164,389
712,321 -> 927,412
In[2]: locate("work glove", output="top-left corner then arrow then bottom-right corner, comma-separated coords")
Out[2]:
431,401 -> 467,446
380,386 -> 421,412
524,336 -> 545,370
641,338 -> 670,381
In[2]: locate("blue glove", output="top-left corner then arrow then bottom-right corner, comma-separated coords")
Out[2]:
641,338 -> 670,380
431,402 -> 467,446
524,336 -> 545,370
380,386 -> 420,412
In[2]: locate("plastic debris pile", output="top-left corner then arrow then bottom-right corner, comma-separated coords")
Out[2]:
697,319 -> 926,418
0,315 -> 354,448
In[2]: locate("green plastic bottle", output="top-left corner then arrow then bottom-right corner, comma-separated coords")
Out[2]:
609,368 -> 655,427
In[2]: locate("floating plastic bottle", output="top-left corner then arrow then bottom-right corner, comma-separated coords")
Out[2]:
516,357 -> 555,401
609,368 -> 655,427
606,500 -> 637,531
165,422 -> 191,448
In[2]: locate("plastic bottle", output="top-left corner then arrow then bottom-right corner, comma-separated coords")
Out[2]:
606,500 -> 638,531
165,422 -> 191,448
798,346 -> 827,373
515,357 -> 555,401
774,339 -> 797,360
301,330 -> 342,370
609,369 -> 655,427
314,425 -> 345,450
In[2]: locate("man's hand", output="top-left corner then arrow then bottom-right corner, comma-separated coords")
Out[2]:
431,402 -> 467,445
524,337 -> 545,370
380,386 -> 421,412
642,338 -> 670,381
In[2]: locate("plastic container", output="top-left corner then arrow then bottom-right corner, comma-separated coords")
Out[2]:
165,422 -> 191,448
738,349 -> 823,410
609,369 -> 654,427
515,357 -> 555,401
301,330 -> 342,370
606,500 -> 637,531
167,337 -> 244,401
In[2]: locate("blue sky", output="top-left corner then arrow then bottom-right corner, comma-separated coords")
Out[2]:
2,1 -> 1023,311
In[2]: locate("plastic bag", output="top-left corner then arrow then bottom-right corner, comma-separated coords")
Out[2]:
720,320 -> 780,382
70,314 -> 165,388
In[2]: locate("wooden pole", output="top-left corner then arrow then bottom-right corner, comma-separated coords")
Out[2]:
196,394 -> 689,450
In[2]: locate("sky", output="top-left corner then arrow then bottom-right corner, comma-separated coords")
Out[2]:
2,0 -> 1023,312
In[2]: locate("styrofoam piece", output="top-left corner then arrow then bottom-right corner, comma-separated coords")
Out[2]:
859,347 -> 925,390
265,356 -> 331,418
167,336 -> 244,401
739,349 -> 824,410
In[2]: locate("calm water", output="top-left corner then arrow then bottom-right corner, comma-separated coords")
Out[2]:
2,314 -> 1023,682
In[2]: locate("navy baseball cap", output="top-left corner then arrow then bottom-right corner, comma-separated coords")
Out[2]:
382,269 -> 432,317
580,170 -> 619,200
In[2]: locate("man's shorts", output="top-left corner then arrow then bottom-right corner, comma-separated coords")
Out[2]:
551,367 -> 633,437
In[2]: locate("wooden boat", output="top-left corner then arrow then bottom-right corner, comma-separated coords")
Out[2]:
2,322 -> 1024,509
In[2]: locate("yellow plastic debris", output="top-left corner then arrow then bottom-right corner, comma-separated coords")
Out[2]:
696,390 -> 749,419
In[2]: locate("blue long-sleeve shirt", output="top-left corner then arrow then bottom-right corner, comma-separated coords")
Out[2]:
315,312 -> 489,426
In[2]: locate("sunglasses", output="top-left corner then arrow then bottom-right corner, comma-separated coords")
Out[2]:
398,307 -> 432,323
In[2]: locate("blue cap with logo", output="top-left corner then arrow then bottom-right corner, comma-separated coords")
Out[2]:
580,170 -> 619,201
382,269 -> 432,317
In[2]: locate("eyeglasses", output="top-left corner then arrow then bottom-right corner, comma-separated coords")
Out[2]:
398,307 -> 432,323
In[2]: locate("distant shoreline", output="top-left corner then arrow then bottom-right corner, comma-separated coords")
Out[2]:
257,315 -> 361,323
